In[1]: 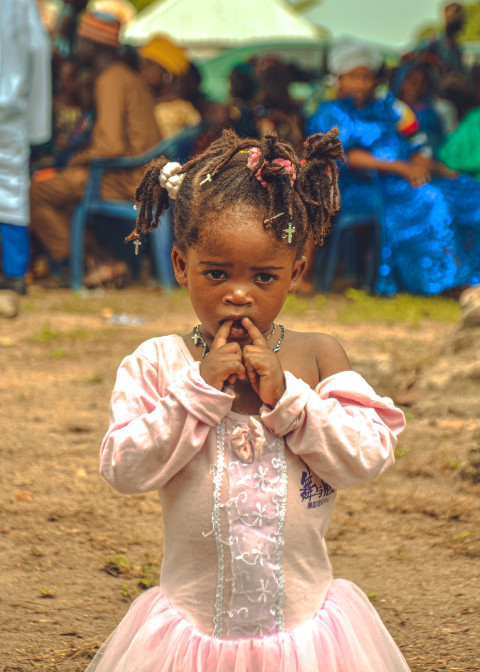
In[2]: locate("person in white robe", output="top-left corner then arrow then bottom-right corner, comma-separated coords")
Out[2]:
0,0 -> 51,299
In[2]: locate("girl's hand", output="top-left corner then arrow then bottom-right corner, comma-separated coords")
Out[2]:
242,318 -> 285,407
199,321 -> 247,390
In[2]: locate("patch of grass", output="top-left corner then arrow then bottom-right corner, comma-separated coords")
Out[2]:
21,299 -> 36,312
85,373 -> 103,383
103,554 -> 133,577
281,292 -> 327,316
49,349 -> 66,359
67,328 -> 90,340
121,583 -> 140,602
395,446 -> 410,458
338,289 -> 460,324
60,294 -> 103,314
114,554 -> 160,601
32,322 -> 116,347
449,530 -> 480,557
37,585 -> 59,598
34,323 -> 62,343
137,555 -> 160,590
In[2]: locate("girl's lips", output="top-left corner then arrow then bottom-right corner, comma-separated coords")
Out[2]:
228,319 -> 248,339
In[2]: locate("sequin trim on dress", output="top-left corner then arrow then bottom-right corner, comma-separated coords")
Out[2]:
212,420 -> 226,637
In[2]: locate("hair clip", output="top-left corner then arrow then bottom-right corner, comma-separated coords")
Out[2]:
264,212 -> 284,224
282,221 -> 295,243
200,172 -> 215,186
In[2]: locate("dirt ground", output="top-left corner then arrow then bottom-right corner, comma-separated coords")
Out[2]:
0,286 -> 479,672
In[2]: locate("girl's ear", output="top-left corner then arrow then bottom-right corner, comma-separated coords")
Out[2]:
288,255 -> 307,293
171,246 -> 188,287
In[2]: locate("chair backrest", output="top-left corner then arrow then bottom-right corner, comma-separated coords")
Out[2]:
86,123 -> 205,202
159,123 -> 204,164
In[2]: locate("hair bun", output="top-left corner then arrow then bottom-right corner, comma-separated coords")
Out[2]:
303,128 -> 345,165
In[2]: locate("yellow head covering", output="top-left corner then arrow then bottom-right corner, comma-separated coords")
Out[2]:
139,35 -> 190,77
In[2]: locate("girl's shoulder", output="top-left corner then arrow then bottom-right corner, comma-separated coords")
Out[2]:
282,329 -> 351,386
126,334 -> 193,371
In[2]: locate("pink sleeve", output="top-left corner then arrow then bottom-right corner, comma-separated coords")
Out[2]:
100,349 -> 234,494
260,370 -> 405,489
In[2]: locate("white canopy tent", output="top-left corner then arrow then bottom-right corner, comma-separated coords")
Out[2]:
122,0 -> 322,50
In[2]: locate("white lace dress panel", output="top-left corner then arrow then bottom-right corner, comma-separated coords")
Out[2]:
212,416 -> 288,639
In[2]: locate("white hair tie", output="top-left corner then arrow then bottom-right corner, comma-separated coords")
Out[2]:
159,161 -> 184,199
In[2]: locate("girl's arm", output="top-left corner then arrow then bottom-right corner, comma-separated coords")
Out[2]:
100,346 -> 234,494
260,370 -> 405,490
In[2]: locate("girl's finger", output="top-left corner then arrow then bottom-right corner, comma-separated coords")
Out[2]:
223,358 -> 247,379
212,320 -> 233,349
241,317 -> 268,347
243,353 -> 260,383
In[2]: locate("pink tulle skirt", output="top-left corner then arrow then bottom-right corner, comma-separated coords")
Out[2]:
85,579 -> 410,672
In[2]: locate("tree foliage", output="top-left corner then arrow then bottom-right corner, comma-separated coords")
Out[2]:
129,0 -> 156,12
461,0 -> 480,41
413,0 -> 480,43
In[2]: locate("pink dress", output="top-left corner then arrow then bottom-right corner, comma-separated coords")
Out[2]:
86,335 -> 410,672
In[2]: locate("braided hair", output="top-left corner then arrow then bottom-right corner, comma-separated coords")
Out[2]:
127,128 -> 345,255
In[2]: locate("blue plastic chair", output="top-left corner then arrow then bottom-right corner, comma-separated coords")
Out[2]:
316,171 -> 384,293
69,124 -> 203,290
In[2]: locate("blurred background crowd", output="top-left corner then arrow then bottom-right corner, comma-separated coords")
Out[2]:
1,0 -> 480,308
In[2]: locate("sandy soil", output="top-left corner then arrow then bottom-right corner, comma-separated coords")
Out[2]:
0,287 -> 479,672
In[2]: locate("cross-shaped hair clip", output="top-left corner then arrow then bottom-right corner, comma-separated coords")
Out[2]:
200,172 -> 215,186
282,221 -> 295,243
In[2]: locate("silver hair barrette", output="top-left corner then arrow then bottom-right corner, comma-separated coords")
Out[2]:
264,212 -> 285,224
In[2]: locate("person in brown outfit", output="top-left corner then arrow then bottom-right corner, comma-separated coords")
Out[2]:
30,10 -> 161,286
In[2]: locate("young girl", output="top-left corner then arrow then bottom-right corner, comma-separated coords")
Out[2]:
86,130 -> 410,672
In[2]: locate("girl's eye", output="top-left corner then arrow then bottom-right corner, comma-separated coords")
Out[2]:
255,273 -> 276,284
204,270 -> 226,280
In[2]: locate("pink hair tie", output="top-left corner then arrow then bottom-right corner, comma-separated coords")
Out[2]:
255,165 -> 270,189
272,158 -> 296,187
247,147 -> 261,170
247,147 -> 296,190
247,147 -> 269,188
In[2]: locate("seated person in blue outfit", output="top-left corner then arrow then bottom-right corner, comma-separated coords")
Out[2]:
306,37 -> 480,296
390,59 -> 457,156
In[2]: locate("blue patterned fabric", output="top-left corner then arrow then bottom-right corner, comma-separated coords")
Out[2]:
307,95 -> 480,295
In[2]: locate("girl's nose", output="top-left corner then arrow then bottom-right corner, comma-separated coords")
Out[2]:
224,285 -> 252,304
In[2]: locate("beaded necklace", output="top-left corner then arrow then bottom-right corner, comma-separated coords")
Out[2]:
192,323 -> 285,358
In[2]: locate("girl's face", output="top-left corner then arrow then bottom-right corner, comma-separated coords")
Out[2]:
337,66 -> 377,107
172,205 -> 306,344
